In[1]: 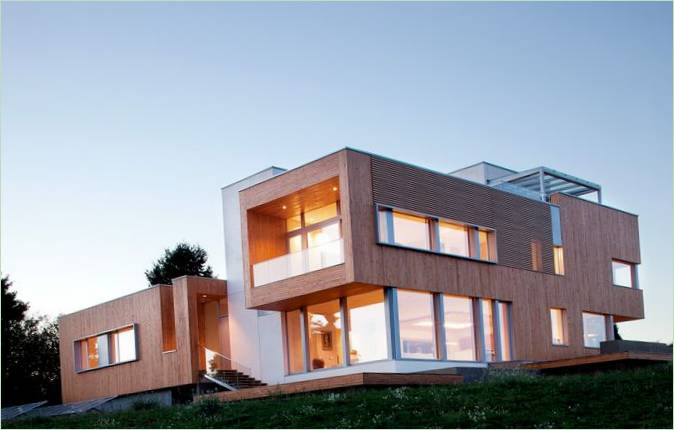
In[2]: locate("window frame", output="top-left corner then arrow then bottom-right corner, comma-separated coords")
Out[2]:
73,324 -> 138,373
549,308 -> 568,346
611,259 -> 636,289
553,246 -> 565,276
286,202 -> 342,253
375,204 -> 497,264
582,312 -> 607,349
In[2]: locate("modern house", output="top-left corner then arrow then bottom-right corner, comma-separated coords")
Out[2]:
59,148 -> 644,403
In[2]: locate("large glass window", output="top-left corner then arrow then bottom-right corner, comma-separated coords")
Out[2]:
582,312 -> 606,348
612,260 -> 633,288
307,222 -> 340,248
285,310 -> 304,374
346,290 -> 388,364
306,300 -> 343,370
398,290 -> 436,359
480,300 -> 512,362
443,295 -> 476,361
439,222 -> 469,257
304,203 -> 338,226
75,325 -> 137,372
481,299 -> 496,362
392,212 -> 431,250
497,302 -> 512,361
550,308 -> 568,345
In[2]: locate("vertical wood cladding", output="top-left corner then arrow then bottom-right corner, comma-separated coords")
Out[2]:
59,277 -> 227,403
370,156 -> 554,274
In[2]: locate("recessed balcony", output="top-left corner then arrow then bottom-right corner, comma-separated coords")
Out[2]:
244,176 -> 344,290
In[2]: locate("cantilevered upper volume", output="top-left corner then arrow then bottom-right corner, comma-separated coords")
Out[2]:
58,147 -> 644,404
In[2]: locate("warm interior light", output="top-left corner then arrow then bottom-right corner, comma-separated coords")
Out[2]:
202,295 -> 207,298
413,320 -> 434,327
332,186 -> 338,191
282,205 -> 287,210
444,322 -> 473,329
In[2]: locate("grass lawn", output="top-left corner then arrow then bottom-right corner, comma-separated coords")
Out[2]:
6,363 -> 672,428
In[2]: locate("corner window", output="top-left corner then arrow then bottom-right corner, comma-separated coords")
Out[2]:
582,312 -> 606,348
553,246 -> 565,275
397,290 -> 436,359
74,325 -> 137,372
612,260 -> 634,288
550,308 -> 568,345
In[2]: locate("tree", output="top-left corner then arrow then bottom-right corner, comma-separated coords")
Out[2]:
2,275 -> 61,406
145,242 -> 214,286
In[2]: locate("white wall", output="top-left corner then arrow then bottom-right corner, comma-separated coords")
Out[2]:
221,168 -> 287,384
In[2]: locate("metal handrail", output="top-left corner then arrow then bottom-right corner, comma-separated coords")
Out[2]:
198,345 -> 252,376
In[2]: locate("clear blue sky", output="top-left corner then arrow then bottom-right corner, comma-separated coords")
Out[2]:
2,2 -> 671,343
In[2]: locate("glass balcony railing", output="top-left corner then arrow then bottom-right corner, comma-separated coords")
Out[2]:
253,238 -> 344,287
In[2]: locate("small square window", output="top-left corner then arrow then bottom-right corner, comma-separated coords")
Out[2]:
612,260 -> 633,288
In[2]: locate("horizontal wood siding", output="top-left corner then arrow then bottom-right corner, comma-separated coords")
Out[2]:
370,155 -> 554,274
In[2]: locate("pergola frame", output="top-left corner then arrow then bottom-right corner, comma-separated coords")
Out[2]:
489,167 -> 602,203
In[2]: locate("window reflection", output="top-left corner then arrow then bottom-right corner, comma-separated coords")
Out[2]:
497,302 -> 511,361
307,222 -> 340,248
479,230 -> 491,261
583,312 -> 606,348
304,203 -> 338,226
398,290 -> 436,359
392,212 -> 430,250
307,300 -> 343,370
75,325 -> 137,372
347,290 -> 388,364
443,295 -> 476,361
439,222 -> 469,257
481,299 -> 496,362
612,260 -> 633,288
554,246 -> 565,275
550,308 -> 567,345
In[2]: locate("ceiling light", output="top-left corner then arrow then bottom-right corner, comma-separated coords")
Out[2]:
332,186 -> 338,191
282,205 -> 287,210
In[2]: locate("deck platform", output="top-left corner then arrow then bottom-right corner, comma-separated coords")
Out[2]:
200,372 -> 463,402
523,351 -> 672,373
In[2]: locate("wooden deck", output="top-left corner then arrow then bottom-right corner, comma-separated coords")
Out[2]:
200,372 -> 463,402
523,351 -> 672,372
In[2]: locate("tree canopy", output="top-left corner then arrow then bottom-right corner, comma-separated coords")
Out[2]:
2,275 -> 61,406
145,242 -> 214,286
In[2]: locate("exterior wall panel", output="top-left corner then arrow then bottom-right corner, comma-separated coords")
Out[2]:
59,277 -> 226,403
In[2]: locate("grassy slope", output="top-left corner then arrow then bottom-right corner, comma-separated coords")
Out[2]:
7,364 -> 672,429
